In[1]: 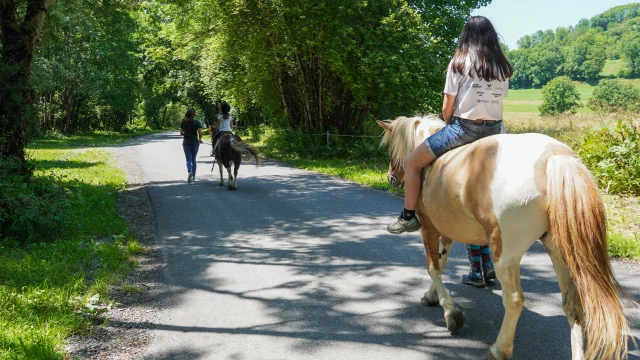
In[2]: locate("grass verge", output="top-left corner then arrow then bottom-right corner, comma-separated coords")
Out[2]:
0,136 -> 145,359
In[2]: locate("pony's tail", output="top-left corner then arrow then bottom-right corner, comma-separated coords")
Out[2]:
546,155 -> 631,360
230,139 -> 260,167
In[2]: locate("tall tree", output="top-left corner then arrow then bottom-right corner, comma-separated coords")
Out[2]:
0,0 -> 56,172
178,0 -> 488,133
621,31 -> 640,77
561,29 -> 606,82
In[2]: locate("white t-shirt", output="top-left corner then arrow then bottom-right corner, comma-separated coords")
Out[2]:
443,62 -> 509,121
218,115 -> 233,132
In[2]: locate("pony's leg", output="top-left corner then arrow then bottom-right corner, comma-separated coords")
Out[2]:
488,257 -> 525,360
420,228 -> 464,333
233,160 -> 239,189
218,162 -> 224,186
422,236 -> 454,307
226,165 -> 234,190
542,236 -> 584,360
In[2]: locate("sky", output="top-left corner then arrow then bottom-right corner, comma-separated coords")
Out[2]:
472,0 -> 638,50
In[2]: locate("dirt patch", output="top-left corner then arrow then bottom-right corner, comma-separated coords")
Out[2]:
65,140 -> 162,359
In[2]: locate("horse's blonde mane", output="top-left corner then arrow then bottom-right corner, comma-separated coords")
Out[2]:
381,115 -> 445,168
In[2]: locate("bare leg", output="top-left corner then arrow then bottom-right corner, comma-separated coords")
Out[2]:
542,237 -> 584,360
488,259 -> 525,359
403,143 -> 436,210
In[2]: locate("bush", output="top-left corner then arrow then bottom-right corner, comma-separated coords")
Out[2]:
539,76 -> 582,116
588,79 -> 640,115
577,120 -> 640,195
617,68 -> 634,79
0,156 -> 70,244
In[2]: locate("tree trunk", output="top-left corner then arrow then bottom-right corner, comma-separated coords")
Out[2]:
0,0 -> 56,173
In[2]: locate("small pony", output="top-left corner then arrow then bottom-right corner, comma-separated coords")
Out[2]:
377,115 -> 634,360
212,133 -> 260,190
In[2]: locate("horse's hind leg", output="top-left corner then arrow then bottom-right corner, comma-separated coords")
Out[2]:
488,258 -> 524,360
232,158 -> 240,190
420,228 -> 464,333
542,235 -> 584,360
218,162 -> 224,186
226,165 -> 234,190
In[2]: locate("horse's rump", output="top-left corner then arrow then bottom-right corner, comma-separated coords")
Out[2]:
421,133 -> 568,247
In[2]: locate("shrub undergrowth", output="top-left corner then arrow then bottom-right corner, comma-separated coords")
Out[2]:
1,133 -> 145,359
578,120 -> 640,195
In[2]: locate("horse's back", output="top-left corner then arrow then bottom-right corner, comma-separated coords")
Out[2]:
423,133 -> 571,246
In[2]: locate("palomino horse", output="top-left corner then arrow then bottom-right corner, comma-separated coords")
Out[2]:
377,115 -> 632,360
213,133 -> 260,190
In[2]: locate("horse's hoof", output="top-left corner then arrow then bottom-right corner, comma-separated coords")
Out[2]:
485,347 -> 508,360
420,295 -> 439,307
219,182 -> 224,186
444,308 -> 465,333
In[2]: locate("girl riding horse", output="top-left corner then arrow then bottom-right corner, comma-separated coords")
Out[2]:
212,102 -> 234,152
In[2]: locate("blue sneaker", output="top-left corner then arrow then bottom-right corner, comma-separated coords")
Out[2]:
461,271 -> 485,288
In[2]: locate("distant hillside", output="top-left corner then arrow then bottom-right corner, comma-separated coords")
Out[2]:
507,3 -> 640,88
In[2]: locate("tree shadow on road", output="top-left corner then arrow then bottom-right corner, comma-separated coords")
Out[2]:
121,158 -> 640,360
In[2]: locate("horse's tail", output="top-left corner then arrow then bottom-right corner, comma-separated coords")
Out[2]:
546,154 -> 631,360
230,139 -> 260,166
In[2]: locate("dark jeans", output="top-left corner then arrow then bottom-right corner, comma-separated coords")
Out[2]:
183,144 -> 199,176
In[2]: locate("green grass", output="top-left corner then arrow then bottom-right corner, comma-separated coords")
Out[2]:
1,140 -> 142,358
29,128 -> 160,150
270,156 -> 401,195
600,59 -> 629,77
505,79 -> 640,114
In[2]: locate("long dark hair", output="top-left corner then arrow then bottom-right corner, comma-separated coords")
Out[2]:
450,16 -> 512,82
182,108 -> 196,124
220,102 -> 231,120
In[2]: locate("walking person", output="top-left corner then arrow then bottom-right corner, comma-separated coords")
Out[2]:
180,108 -> 203,184
386,16 -> 511,284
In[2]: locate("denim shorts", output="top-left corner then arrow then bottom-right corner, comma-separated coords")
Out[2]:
425,117 -> 505,158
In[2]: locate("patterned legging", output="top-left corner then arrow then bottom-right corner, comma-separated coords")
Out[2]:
465,245 -> 493,273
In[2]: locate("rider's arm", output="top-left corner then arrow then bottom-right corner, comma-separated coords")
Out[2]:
442,93 -> 456,124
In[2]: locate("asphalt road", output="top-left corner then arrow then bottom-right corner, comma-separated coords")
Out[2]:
135,132 -> 639,360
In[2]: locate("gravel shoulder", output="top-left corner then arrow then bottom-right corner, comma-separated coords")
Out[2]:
64,139 -> 162,359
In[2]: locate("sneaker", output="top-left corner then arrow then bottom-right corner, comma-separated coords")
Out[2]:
461,271 -> 485,288
483,265 -> 496,282
387,216 -> 421,234
187,172 -> 194,184
192,176 -> 197,183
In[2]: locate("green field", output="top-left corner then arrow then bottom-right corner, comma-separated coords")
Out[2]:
504,79 -> 640,114
601,59 -> 629,77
